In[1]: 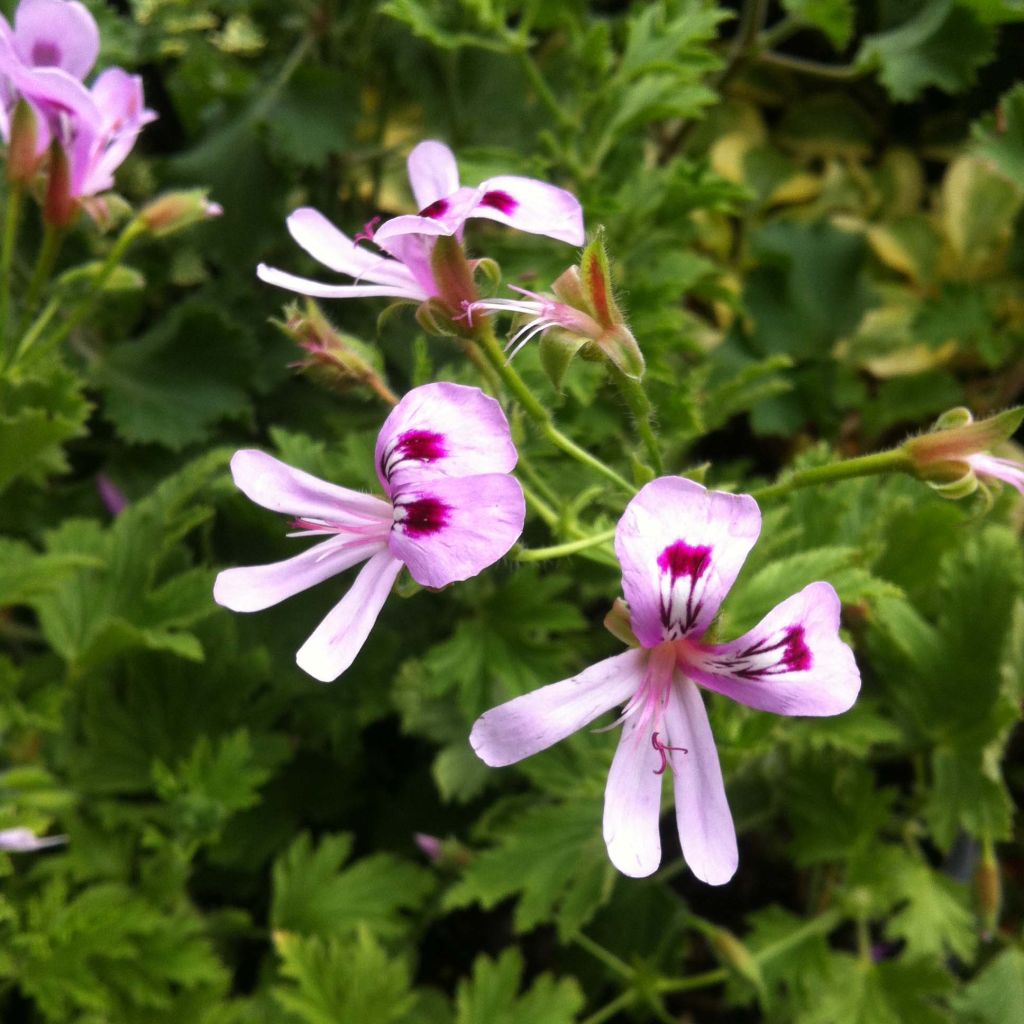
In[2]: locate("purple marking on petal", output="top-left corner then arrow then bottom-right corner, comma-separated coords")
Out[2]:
480,189 -> 518,215
658,541 -> 711,582
419,197 -> 450,219
394,496 -> 451,538
782,625 -> 812,671
380,429 -> 448,483
702,624 -> 813,680
31,40 -> 61,66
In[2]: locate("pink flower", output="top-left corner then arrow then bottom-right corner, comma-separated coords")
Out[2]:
0,826 -> 66,852
471,477 -> 860,885
0,0 -> 98,142
256,140 -> 584,305
214,383 -> 525,682
964,454 -> 1024,496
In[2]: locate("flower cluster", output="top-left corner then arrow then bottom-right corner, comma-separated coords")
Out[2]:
0,0 -> 155,222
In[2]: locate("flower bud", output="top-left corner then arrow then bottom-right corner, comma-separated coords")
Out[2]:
139,190 -> 222,237
43,141 -> 76,228
429,235 -> 478,325
975,844 -> 1001,940
7,101 -> 40,184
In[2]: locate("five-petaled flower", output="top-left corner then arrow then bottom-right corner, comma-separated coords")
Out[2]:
257,139 -> 584,308
214,382 -> 525,683
470,477 -> 860,885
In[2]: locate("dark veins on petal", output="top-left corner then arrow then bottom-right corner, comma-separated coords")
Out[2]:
31,41 -> 61,66
396,496 -> 451,537
658,541 -> 711,581
419,198 -> 450,219
381,430 -> 448,483
719,625 -> 813,679
480,190 -> 518,215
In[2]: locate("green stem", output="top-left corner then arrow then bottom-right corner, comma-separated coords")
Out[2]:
518,527 -> 616,562
756,50 -> 865,81
520,480 -> 559,529
516,450 -> 562,511
20,218 -> 144,358
0,181 -> 23,363
580,991 -> 635,1024
515,47 -> 575,130
18,222 -> 63,336
756,908 -> 842,965
608,365 -> 664,475
573,932 -> 634,981
474,323 -> 636,494
9,297 -> 58,367
757,14 -> 800,50
750,448 -> 913,502
655,968 -> 728,994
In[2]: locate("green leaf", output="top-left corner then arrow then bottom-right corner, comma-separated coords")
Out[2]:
884,858 -> 976,961
444,797 -> 613,940
954,947 -> 1024,1024
0,539 -> 103,606
971,83 -> 1024,188
781,0 -> 855,47
0,361 -> 91,493
857,1 -> 995,102
271,833 -> 433,940
454,949 -> 584,1024
90,301 -> 259,450
273,928 -> 418,1024
29,450 -> 228,673
264,66 -> 357,169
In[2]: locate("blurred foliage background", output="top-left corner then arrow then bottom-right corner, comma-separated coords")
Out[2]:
1,0 -> 1024,1021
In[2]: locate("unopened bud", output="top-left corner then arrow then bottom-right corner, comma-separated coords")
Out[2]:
429,235 -> 478,327
43,141 -> 76,228
8,101 -> 39,184
413,832 -> 471,870
975,844 -> 1002,940
696,920 -> 766,997
139,190 -> 222,237
905,406 -> 1024,477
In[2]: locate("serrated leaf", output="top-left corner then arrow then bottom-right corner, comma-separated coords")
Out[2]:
90,302 -> 258,450
454,949 -> 584,1024
781,0 -> 855,47
0,361 -> 91,493
271,833 -> 433,940
857,1 -> 994,102
444,797 -> 612,940
954,947 -> 1024,1024
971,83 -> 1024,187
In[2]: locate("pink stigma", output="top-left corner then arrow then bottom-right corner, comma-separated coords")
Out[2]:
419,198 -> 450,219
354,216 -> 381,244
480,190 -> 518,215
651,732 -> 688,775
658,541 -> 711,581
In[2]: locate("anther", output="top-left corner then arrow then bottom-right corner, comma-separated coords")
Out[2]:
651,731 -> 688,775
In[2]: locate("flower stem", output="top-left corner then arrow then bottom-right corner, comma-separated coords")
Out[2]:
749,448 -> 914,502
608,364 -> 664,475
473,322 -> 636,494
17,217 -> 145,360
580,991 -> 635,1024
520,480 -> 559,529
573,931 -> 634,981
518,526 -> 617,562
655,967 -> 728,994
17,222 -> 63,337
0,181 -> 23,364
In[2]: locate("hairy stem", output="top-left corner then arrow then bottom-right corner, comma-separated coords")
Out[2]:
518,526 -> 617,562
750,448 -> 914,502
608,364 -> 664,475
0,182 -> 23,365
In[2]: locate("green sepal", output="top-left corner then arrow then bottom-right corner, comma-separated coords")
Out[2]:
579,227 -> 618,327
539,329 -> 586,391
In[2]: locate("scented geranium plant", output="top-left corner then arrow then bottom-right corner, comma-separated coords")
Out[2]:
2,2 -> 1024,1024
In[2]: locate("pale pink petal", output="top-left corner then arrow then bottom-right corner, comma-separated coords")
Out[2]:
285,207 -> 421,288
0,826 -> 67,852
14,0 -> 98,79
388,473 -> 524,588
373,213 -> 455,243
615,477 -> 761,648
469,175 -> 585,245
470,648 -> 648,767
213,536 -> 386,613
968,453 -> 1024,495
684,582 -> 861,717
374,382 -> 518,492
407,140 -> 460,209
374,187 -> 482,244
295,549 -> 403,682
256,263 -> 428,302
228,449 -> 393,524
603,710 -> 664,878
662,677 -> 737,885
5,63 -> 98,126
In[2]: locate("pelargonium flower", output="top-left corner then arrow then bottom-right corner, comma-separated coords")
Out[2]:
0,0 -> 98,143
256,139 -> 584,307
214,382 -> 525,682
471,477 -> 860,885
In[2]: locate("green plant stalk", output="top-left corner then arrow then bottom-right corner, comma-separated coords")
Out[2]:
750,448 -> 914,502
473,322 -> 637,494
9,297 -> 58,367
573,931 -> 634,980
655,967 -> 728,994
17,222 -> 63,337
608,364 -> 664,474
580,991 -> 635,1024
0,181 -> 23,364
518,526 -> 617,562
16,217 -> 145,360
